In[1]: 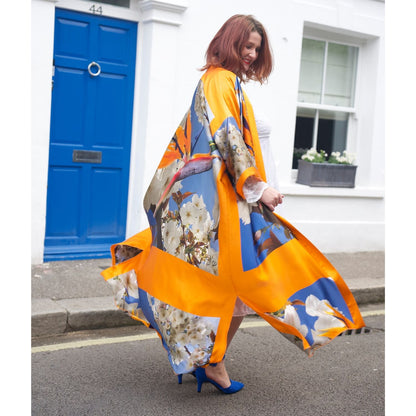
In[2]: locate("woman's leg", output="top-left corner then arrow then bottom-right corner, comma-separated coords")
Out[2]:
205,315 -> 245,387
227,315 -> 245,347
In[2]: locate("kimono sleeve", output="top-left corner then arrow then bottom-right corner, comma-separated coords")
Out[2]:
202,70 -> 263,198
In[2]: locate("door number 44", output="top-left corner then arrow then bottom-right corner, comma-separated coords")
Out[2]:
89,5 -> 103,15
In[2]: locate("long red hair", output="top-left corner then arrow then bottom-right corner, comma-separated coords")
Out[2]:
202,15 -> 273,83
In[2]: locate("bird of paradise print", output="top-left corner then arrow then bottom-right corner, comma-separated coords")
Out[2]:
155,111 -> 216,212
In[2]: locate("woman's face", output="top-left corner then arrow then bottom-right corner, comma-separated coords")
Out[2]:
241,31 -> 262,72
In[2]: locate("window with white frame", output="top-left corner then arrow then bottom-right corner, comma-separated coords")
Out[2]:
293,38 -> 359,168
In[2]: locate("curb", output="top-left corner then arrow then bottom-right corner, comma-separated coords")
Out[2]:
31,287 -> 385,338
351,287 -> 385,306
31,297 -> 137,338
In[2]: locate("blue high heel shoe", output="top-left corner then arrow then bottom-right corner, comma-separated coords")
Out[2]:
194,367 -> 244,394
177,371 -> 196,384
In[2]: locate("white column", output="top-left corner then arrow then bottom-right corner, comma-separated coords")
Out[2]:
31,0 -> 57,264
126,0 -> 188,235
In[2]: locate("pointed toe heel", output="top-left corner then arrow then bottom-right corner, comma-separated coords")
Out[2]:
194,367 -> 244,394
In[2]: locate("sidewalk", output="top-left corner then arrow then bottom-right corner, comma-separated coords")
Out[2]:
31,252 -> 385,337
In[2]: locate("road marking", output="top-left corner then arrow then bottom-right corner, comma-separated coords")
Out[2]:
361,309 -> 385,318
31,333 -> 158,354
32,309 -> 384,354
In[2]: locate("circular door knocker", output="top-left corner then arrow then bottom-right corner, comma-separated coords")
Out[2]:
88,61 -> 101,77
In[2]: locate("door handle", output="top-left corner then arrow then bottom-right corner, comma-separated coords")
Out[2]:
88,61 -> 101,77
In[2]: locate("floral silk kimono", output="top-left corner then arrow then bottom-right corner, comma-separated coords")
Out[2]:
102,66 -> 365,375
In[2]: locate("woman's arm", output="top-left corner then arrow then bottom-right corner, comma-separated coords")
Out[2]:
260,186 -> 284,211
243,176 -> 283,211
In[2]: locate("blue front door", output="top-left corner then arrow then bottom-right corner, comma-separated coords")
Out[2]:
44,8 -> 138,261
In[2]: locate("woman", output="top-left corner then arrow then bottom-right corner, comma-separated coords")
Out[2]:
102,15 -> 365,395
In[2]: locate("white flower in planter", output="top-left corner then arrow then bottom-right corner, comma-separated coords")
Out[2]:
300,148 -> 355,165
328,150 -> 356,165
301,148 -> 327,163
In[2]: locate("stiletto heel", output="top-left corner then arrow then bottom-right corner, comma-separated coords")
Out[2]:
194,367 -> 244,394
177,371 -> 196,384
196,368 -> 204,393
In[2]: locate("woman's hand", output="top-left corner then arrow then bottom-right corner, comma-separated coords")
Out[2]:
260,187 -> 284,211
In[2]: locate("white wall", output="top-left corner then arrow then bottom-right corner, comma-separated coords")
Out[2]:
31,0 -> 56,264
125,0 -> 189,238
31,0 -> 385,263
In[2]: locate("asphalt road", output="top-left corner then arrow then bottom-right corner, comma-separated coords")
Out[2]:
32,312 -> 385,416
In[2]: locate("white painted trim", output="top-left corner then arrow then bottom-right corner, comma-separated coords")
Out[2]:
279,183 -> 384,198
296,102 -> 356,114
140,17 -> 181,26
138,0 -> 188,14
32,0 -> 57,264
55,0 -> 141,21
303,21 -> 381,43
138,0 -> 188,26
53,0 -> 188,23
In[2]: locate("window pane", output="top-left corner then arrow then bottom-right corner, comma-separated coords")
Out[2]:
293,107 -> 316,168
297,39 -> 325,104
317,110 -> 349,154
324,43 -> 358,107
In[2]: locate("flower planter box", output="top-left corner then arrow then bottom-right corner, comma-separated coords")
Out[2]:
296,159 -> 357,188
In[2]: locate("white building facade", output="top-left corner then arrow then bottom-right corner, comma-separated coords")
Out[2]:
31,0 -> 385,264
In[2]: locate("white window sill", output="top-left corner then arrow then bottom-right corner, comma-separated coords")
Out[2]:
279,182 -> 385,198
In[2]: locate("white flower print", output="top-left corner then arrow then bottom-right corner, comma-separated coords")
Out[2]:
305,294 -> 347,345
159,192 -> 219,274
179,202 -> 200,227
194,81 -> 208,125
198,246 -> 218,275
180,195 -> 210,230
149,295 -> 218,370
188,348 -> 209,367
107,270 -> 149,323
279,304 -> 308,338
108,270 -> 139,308
171,347 -> 189,365
162,219 -> 182,253
190,194 -> 205,210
